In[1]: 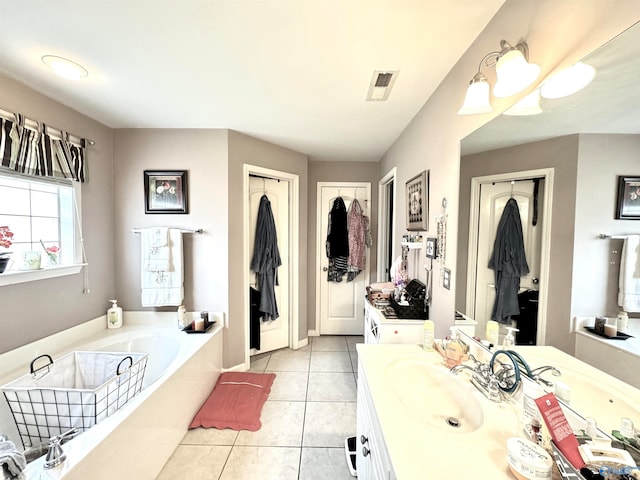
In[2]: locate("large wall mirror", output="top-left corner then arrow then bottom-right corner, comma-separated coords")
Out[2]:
456,23 -> 640,362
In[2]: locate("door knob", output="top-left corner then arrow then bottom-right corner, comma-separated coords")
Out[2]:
322,266 -> 328,271
532,277 -> 539,285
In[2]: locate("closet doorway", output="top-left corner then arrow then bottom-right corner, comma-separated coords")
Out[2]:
465,169 -> 553,346
244,165 -> 299,358
316,182 -> 371,335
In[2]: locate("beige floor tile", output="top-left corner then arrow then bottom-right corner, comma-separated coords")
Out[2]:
267,370 -> 308,401
346,336 -> 363,352
266,348 -> 311,371
310,351 -> 353,372
348,349 -> 359,372
156,445 -> 231,480
181,426 -> 239,446
311,336 -> 348,352
249,354 -> 270,372
236,400 -> 305,447
302,401 -> 357,447
220,446 -> 300,480
307,372 -> 356,402
299,447 -> 355,480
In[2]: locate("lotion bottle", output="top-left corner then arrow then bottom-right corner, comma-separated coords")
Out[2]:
485,320 -> 499,348
422,320 -> 434,351
107,299 -> 123,329
503,326 -> 519,347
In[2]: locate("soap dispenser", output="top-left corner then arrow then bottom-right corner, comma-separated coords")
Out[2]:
503,327 -> 519,347
107,300 -> 123,329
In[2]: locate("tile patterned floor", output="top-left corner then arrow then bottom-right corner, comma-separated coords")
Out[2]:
156,335 -> 362,480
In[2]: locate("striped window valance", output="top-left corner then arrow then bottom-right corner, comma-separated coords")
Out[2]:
0,114 -> 87,183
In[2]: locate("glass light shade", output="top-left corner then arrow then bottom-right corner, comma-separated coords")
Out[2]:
540,62 -> 596,99
457,76 -> 492,115
42,55 -> 88,80
503,89 -> 542,116
493,49 -> 540,98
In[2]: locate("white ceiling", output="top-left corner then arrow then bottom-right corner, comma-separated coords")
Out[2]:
0,1 -> 505,162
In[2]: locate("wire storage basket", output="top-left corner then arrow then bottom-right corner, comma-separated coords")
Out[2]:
1,351 -> 148,448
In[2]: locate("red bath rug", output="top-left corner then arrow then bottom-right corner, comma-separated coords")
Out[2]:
189,372 -> 276,431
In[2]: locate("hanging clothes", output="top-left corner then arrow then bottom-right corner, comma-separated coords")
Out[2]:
249,287 -> 262,349
346,199 -> 372,281
326,196 -> 349,282
250,194 -> 282,321
488,197 -> 529,323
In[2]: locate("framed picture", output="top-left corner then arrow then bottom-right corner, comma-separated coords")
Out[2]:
616,176 -> 640,220
406,170 -> 429,231
425,237 -> 437,259
144,170 -> 188,214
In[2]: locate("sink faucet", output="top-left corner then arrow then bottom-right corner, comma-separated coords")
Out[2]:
450,360 -> 504,402
529,365 -> 561,387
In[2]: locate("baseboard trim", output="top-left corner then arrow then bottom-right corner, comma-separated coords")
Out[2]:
308,330 -> 319,337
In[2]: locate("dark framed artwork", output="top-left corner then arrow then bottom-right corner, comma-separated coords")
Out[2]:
616,176 -> 640,220
144,170 -> 188,214
406,170 -> 429,231
425,237 -> 437,259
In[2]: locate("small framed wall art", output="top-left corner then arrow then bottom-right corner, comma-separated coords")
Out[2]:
615,176 -> 640,220
425,237 -> 437,259
144,170 -> 188,214
405,170 -> 429,231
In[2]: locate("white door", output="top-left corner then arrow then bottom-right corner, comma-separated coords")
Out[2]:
318,183 -> 370,335
473,179 -> 543,341
249,176 -> 290,354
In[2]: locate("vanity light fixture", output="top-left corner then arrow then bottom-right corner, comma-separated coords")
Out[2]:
540,62 -> 595,99
41,55 -> 88,80
457,40 -> 540,115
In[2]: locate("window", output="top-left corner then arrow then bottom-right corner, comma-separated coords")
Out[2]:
0,171 -> 81,274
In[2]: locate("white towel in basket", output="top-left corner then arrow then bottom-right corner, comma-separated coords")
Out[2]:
141,228 -> 184,306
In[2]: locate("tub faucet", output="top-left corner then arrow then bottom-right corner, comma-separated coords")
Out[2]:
44,428 -> 79,470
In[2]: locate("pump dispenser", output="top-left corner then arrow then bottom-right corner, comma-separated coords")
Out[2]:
503,327 -> 519,347
107,300 -> 123,329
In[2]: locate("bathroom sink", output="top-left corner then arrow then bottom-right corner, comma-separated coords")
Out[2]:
383,358 -> 484,433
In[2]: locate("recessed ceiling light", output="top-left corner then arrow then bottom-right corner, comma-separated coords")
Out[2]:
41,55 -> 88,80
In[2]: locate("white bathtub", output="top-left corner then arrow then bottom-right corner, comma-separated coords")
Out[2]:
0,311 -> 223,480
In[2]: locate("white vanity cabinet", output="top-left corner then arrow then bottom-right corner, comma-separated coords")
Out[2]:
356,363 -> 396,480
364,298 -> 424,345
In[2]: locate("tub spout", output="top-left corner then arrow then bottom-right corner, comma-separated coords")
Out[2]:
530,366 -> 561,387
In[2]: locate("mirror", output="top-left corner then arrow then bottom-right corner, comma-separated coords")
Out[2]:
455,23 -> 640,436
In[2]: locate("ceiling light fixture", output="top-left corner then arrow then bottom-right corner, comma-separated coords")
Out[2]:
41,55 -> 88,80
540,62 -> 596,99
457,39 -> 540,115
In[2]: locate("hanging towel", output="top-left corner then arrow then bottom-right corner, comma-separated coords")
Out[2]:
488,197 -> 529,323
141,228 -> 184,306
141,226 -> 170,271
250,195 -> 281,321
618,234 -> 640,312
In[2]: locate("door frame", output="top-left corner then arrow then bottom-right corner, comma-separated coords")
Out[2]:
243,164 -> 300,367
315,181 -> 371,335
377,168 -> 397,282
465,168 -> 554,346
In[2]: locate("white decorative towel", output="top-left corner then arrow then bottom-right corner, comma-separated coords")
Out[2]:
141,227 -> 170,271
141,228 -> 184,307
618,234 -> 640,312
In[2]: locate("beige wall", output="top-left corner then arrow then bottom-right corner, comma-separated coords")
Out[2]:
457,135 -> 580,353
228,130 -> 308,367
307,160 -> 380,332
112,129 -> 229,319
380,0 -> 640,344
0,73 -> 114,354
573,134 -> 640,318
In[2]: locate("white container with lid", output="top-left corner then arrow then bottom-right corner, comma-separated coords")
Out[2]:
617,311 -> 629,333
506,437 -> 553,480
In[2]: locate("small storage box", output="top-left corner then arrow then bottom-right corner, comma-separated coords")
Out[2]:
1,351 -> 148,448
366,282 -> 394,301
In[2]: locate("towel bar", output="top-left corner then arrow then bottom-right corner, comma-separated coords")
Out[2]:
131,228 -> 204,234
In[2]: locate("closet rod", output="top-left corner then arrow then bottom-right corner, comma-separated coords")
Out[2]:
598,233 -> 637,239
131,228 -> 204,234
0,107 -> 95,146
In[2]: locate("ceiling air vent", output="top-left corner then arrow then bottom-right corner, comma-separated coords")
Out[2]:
366,70 -> 398,101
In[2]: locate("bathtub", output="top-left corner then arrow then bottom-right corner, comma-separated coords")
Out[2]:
0,311 -> 223,480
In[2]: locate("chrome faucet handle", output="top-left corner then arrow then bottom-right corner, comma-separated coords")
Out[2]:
44,428 -> 79,470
